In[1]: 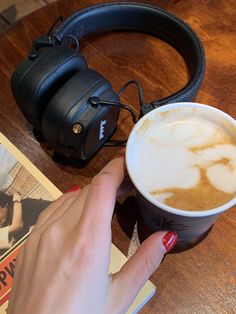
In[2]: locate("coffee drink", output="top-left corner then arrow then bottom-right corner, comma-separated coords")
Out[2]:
129,106 -> 236,211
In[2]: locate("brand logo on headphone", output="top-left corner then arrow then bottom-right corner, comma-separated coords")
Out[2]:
99,120 -> 107,140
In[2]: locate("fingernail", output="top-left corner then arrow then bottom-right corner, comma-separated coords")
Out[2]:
67,185 -> 80,192
162,231 -> 178,253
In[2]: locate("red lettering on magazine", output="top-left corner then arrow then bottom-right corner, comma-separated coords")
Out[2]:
0,243 -> 24,305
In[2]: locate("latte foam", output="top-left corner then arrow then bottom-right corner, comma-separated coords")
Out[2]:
129,106 -> 236,211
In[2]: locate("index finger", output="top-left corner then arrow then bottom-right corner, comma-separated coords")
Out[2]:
78,157 -> 125,235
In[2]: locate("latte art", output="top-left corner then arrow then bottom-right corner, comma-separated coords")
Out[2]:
132,107 -> 236,211
150,167 -> 234,211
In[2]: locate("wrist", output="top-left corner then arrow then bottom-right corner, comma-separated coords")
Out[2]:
13,192 -> 21,202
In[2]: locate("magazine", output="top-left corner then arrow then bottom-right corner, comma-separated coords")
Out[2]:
0,133 -> 155,313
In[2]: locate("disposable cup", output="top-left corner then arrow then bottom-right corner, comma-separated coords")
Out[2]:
126,102 -> 236,250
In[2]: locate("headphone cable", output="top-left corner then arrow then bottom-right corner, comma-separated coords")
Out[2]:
118,79 -> 144,108
47,16 -> 63,36
89,79 -> 144,147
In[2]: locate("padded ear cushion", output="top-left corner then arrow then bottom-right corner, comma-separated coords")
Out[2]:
42,69 -> 114,151
11,46 -> 88,130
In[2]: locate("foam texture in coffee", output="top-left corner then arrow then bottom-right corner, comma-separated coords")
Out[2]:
132,106 -> 236,211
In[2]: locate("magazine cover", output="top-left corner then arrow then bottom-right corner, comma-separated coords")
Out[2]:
0,133 -> 155,313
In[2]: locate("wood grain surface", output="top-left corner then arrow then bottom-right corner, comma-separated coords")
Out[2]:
0,0 -> 235,313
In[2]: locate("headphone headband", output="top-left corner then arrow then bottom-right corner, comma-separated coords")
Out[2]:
52,2 -> 205,108
11,2 -> 206,160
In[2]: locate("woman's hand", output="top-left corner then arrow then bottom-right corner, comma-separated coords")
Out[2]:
7,157 -> 177,314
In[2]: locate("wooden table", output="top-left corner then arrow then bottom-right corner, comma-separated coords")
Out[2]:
0,0 -> 235,313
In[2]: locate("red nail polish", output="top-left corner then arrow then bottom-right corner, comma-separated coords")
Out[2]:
162,231 -> 178,253
67,185 -> 80,192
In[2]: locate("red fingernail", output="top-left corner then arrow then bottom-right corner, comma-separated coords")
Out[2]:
67,185 -> 80,192
162,231 -> 178,253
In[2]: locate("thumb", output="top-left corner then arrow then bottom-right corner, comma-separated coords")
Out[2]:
109,231 -> 178,312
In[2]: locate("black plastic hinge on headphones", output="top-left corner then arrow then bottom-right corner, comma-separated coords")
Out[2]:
28,35 -> 57,60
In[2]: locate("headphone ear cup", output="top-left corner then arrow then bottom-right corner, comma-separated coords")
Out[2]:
42,69 -> 119,158
11,46 -> 88,130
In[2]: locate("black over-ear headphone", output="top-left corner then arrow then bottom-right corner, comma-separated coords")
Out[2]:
11,2 -> 205,160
